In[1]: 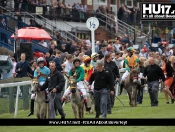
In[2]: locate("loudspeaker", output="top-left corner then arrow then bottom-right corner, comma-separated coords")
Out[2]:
20,43 -> 33,62
136,36 -> 146,47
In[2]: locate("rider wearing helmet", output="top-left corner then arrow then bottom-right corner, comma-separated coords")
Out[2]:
61,57 -> 91,111
119,47 -> 139,95
124,47 -> 139,69
90,53 -> 99,69
27,57 -> 50,117
81,56 -> 93,83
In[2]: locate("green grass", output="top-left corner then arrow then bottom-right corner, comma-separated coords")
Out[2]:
0,98 -> 27,114
0,92 -> 175,132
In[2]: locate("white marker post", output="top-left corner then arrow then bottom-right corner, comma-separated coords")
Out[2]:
86,17 -> 99,53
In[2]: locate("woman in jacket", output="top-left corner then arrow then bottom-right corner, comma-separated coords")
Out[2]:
161,55 -> 174,104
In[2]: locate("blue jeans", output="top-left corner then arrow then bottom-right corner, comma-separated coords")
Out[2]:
137,86 -> 143,104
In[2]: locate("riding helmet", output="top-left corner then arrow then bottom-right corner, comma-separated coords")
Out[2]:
37,57 -> 45,64
73,57 -> 81,64
91,53 -> 99,59
83,56 -> 91,63
127,47 -> 135,53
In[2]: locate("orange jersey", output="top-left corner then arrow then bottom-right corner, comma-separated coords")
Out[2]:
81,64 -> 93,82
125,54 -> 138,67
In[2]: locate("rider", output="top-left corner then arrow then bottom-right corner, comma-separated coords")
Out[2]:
27,57 -> 50,117
90,53 -> 99,70
81,56 -> 93,84
61,57 -> 91,111
81,56 -> 94,97
119,47 -> 139,95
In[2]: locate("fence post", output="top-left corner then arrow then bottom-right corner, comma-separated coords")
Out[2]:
14,86 -> 20,118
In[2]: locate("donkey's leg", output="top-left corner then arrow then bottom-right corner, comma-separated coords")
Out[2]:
36,104 -> 40,119
132,86 -> 137,107
90,95 -> 94,114
72,103 -> 77,119
40,103 -> 46,119
78,106 -> 81,118
127,91 -> 132,106
82,102 -> 84,118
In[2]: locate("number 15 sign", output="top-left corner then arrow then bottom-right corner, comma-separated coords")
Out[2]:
86,17 -> 99,53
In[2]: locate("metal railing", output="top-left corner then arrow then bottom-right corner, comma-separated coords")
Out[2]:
97,12 -> 148,44
1,4 -> 79,42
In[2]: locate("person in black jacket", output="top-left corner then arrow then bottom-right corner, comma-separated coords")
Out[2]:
104,53 -> 120,109
89,60 -> 114,119
15,53 -> 33,78
39,61 -> 66,119
143,57 -> 165,106
117,4 -> 125,21
53,51 -> 62,72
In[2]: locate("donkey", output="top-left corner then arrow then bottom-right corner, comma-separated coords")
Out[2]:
65,72 -> 84,119
124,68 -> 140,107
28,74 -> 48,119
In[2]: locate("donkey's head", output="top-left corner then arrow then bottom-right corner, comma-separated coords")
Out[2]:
130,69 -> 139,84
68,76 -> 77,93
28,73 -> 40,93
31,78 -> 40,93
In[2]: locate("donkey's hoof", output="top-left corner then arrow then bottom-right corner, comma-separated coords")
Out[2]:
86,107 -> 91,111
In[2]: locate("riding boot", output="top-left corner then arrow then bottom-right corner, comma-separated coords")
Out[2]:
84,99 -> 91,111
27,99 -> 34,117
119,83 -> 124,95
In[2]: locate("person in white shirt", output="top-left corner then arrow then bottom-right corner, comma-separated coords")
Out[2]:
62,54 -> 73,73
113,40 -> 121,52
139,49 -> 147,58
11,57 -> 17,77
39,40 -> 48,48
85,37 -> 91,46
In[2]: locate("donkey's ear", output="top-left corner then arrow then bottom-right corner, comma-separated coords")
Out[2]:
64,73 -> 70,79
27,72 -> 34,79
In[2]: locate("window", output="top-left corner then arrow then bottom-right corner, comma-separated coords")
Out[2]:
100,0 -> 106,3
126,0 -> 132,7
133,1 -> 137,7
110,0 -> 116,5
120,0 -> 125,5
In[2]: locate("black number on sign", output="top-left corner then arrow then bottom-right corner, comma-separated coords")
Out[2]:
89,21 -> 96,28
